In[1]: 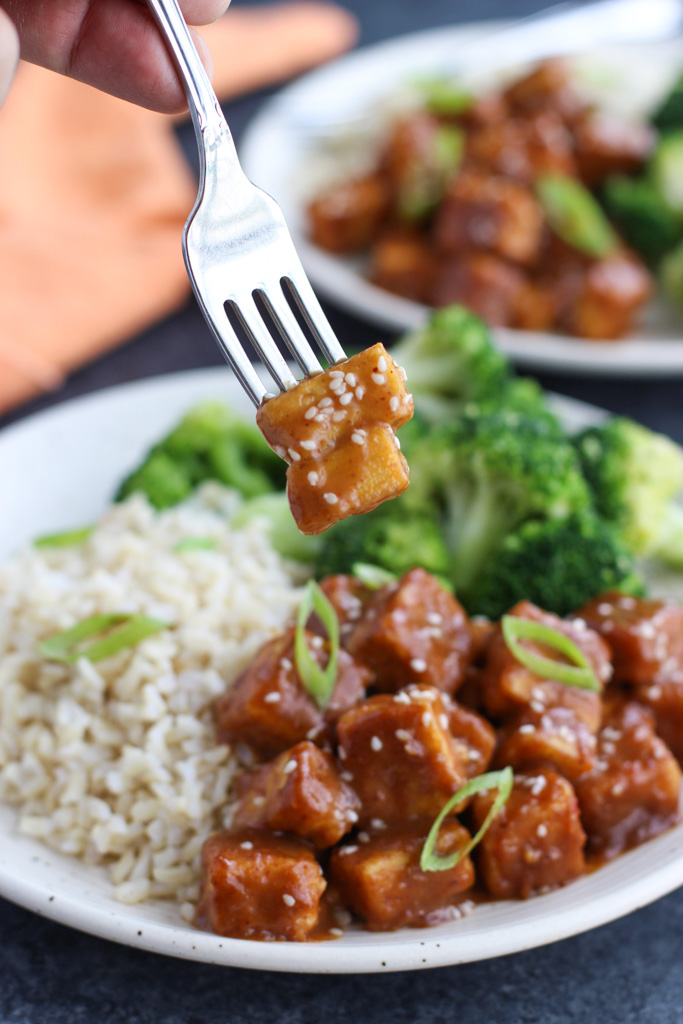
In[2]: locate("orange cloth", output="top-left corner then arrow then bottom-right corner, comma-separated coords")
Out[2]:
0,2 -> 357,415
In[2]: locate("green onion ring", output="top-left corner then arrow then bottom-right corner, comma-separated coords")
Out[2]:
351,563 -> 397,589
39,614 -> 169,664
294,581 -> 340,709
420,767 -> 514,872
34,526 -> 94,548
502,615 -> 600,692
173,537 -> 217,552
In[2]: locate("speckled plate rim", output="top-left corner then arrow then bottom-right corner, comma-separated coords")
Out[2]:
239,24 -> 683,378
1,367 -> 682,973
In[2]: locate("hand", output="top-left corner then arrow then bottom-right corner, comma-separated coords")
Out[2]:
0,0 -> 229,112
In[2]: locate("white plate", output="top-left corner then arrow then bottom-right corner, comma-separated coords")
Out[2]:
1,368 -> 682,973
240,25 -> 683,377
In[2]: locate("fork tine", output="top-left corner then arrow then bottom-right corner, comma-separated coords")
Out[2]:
199,300 -> 269,406
228,297 -> 299,392
282,272 -> 347,366
257,285 -> 324,378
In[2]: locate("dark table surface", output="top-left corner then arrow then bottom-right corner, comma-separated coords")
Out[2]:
2,1 -> 683,1021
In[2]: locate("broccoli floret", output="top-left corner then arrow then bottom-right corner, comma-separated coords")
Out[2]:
440,409 -> 592,596
601,175 -> 681,265
232,492 -> 322,564
651,72 -> 683,133
660,238 -> 683,306
390,305 -> 510,424
316,504 -> 451,580
573,417 -> 683,564
650,131 -> 683,217
116,401 -> 286,508
464,512 -> 645,620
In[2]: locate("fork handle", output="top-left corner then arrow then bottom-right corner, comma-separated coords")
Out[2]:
146,0 -> 231,152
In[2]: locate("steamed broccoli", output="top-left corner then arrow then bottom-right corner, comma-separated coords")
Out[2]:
573,417 -> 683,565
116,401 -> 286,508
232,492 -> 322,564
316,504 -> 451,580
390,305 -> 510,424
649,131 -> 683,218
464,511 -> 644,620
438,409 -> 592,596
601,176 -> 681,265
652,72 -> 683,133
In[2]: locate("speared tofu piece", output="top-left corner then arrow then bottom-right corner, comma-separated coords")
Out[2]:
347,567 -> 473,696
329,821 -> 475,931
336,685 -> 467,827
473,768 -> 586,899
574,702 -> 682,858
194,829 -> 326,941
215,626 -> 371,760
233,741 -> 360,849
256,343 -> 414,535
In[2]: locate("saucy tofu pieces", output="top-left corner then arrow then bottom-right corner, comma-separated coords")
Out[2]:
257,344 -> 414,535
473,768 -> 586,899
330,821 -> 475,930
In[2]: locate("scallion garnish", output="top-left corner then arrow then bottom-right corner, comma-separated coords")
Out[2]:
173,537 -> 217,552
34,526 -> 94,549
420,767 -> 514,873
294,581 -> 339,709
501,615 -> 600,692
39,614 -> 169,664
352,563 -> 397,589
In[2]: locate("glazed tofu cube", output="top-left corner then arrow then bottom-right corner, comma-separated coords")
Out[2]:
434,172 -> 544,265
336,686 -> 467,826
576,592 -> 683,687
215,626 -> 371,759
347,568 -> 473,695
473,768 -> 586,899
504,60 -> 583,125
495,704 -> 597,782
430,253 -> 526,327
256,344 -> 414,535
446,699 -> 496,777
562,253 -> 652,340
465,112 -> 575,184
512,280 -> 557,331
574,702 -> 682,858
369,230 -> 437,303
573,116 -> 654,187
329,821 -> 475,930
478,600 -> 610,721
635,681 -> 683,766
194,829 -> 326,941
317,574 -> 373,644
308,175 -> 390,253
233,741 -> 360,849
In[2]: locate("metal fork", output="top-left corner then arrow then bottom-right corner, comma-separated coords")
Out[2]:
146,0 -> 346,405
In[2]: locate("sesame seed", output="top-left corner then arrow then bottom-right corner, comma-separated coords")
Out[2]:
280,657 -> 293,671
339,845 -> 358,856
358,831 -> 370,843
282,894 -> 296,907
329,928 -> 344,938
370,736 -> 383,751
536,824 -> 548,838
370,818 -> 386,830
421,711 -> 433,727
611,781 -> 626,796
310,635 -> 324,649
398,365 -> 407,381
329,378 -> 345,392
275,445 -> 287,458
264,691 -> 281,704
394,435 -> 401,449
371,373 -> 386,385
427,612 -> 443,626
393,691 -> 411,704
468,749 -> 481,762
315,414 -> 326,422
300,440 -> 316,451
439,714 -> 449,729
377,355 -> 387,372
410,658 -> 427,673
519,724 -> 535,735
329,370 -> 344,378
308,471 -> 320,486
395,729 -> 411,742
332,411 -> 347,422
389,396 -> 399,412
351,432 -> 365,445
648,685 -> 662,700
341,771 -> 354,783
339,392 -> 353,406
355,386 -> 365,400
530,776 -> 547,796
597,603 -> 613,615
252,795 -> 266,807
324,493 -> 338,505
530,700 -> 545,713
288,448 -> 301,462
347,809 -> 359,823
283,759 -> 297,774
305,406 -> 318,419
319,397 -> 333,408
338,746 -> 346,760
240,841 -> 254,850
345,373 -> 357,386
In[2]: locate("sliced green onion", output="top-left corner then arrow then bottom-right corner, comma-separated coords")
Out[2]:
173,537 -> 217,552
352,562 -> 397,589
294,581 -> 339,709
415,76 -> 473,116
34,526 -> 94,549
420,767 -> 514,872
39,614 -> 169,664
537,173 -> 618,259
502,615 -> 600,692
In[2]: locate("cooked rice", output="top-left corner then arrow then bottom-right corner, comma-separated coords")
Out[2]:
0,485 -> 305,908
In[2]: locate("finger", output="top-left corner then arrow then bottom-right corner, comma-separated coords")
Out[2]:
0,6 -> 20,106
178,0 -> 231,27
